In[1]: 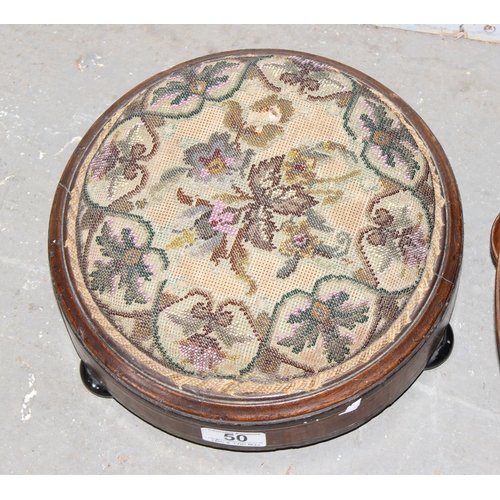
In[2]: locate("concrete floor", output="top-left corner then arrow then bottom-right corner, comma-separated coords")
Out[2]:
1,24 -> 500,474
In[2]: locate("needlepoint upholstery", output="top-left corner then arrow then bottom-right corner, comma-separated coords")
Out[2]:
64,51 -> 445,397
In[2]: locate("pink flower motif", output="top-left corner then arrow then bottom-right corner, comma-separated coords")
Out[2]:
209,199 -> 237,235
320,290 -> 346,303
399,225 -> 427,267
89,141 -> 119,180
179,334 -> 225,372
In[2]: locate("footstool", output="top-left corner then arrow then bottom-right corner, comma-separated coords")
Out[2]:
49,49 -> 463,450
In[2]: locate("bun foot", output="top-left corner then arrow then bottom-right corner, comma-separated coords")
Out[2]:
425,324 -> 454,370
80,361 -> 112,398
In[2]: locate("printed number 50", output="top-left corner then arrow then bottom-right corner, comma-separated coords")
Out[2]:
224,432 -> 248,442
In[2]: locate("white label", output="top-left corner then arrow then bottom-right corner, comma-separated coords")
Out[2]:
201,428 -> 266,447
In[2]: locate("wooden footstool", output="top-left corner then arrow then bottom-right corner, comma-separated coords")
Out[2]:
49,49 -> 462,450
491,215 -> 500,354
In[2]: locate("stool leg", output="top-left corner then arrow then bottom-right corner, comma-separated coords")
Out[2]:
425,324 -> 454,370
80,361 -> 112,398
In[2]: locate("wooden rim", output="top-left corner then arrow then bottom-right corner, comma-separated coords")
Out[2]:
49,49 -> 463,430
490,213 -> 500,264
491,214 -> 500,355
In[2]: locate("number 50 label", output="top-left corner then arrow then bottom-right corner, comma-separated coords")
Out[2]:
201,428 -> 266,447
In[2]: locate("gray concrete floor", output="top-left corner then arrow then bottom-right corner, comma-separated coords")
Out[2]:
1,24 -> 500,474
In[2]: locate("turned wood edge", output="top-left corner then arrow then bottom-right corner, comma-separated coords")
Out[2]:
492,213 -> 500,356
63,297 -> 455,450
496,265 -> 500,360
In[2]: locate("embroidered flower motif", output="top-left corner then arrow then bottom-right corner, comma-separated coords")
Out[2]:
241,155 -> 318,253
280,221 -> 320,259
167,199 -> 238,259
398,225 -> 427,268
88,134 -> 152,204
192,201 -> 238,247
359,101 -> 421,180
208,199 -> 238,236
183,132 -> 253,183
89,141 -> 120,180
277,220 -> 344,278
278,290 -> 368,364
279,57 -> 328,94
167,298 -> 256,373
365,207 -> 428,273
179,334 -> 226,372
277,56 -> 351,105
89,221 -> 153,305
281,148 -> 317,185
151,60 -> 240,107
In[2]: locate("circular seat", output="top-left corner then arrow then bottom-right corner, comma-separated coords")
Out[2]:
49,49 -> 462,450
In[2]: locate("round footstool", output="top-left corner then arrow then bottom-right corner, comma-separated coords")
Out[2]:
49,49 -> 462,450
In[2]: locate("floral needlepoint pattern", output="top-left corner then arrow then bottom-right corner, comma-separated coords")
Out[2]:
183,132 -> 254,183
151,60 -> 239,107
364,205 -> 428,276
88,138 -> 146,202
167,198 -> 241,262
89,141 -> 119,181
281,149 -> 317,185
276,56 -> 351,104
277,220 -> 348,279
398,225 -> 427,267
278,290 -> 368,364
280,221 -> 320,259
156,292 -> 260,376
179,334 -> 226,372
359,100 -> 421,180
69,51 -> 444,394
89,222 -> 153,305
207,199 -> 238,236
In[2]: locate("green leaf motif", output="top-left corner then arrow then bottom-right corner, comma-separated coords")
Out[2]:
89,222 -> 154,305
160,167 -> 189,182
318,231 -> 351,259
276,256 -> 300,279
277,290 -> 369,364
151,60 -> 237,107
360,101 -> 421,180
151,81 -> 190,105
305,208 -> 334,232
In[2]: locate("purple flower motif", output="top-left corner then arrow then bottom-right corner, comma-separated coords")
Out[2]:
183,132 -> 253,183
398,225 -> 427,267
179,334 -> 226,372
169,199 -> 239,258
279,57 -> 339,95
89,141 -> 119,180
365,207 -> 428,272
